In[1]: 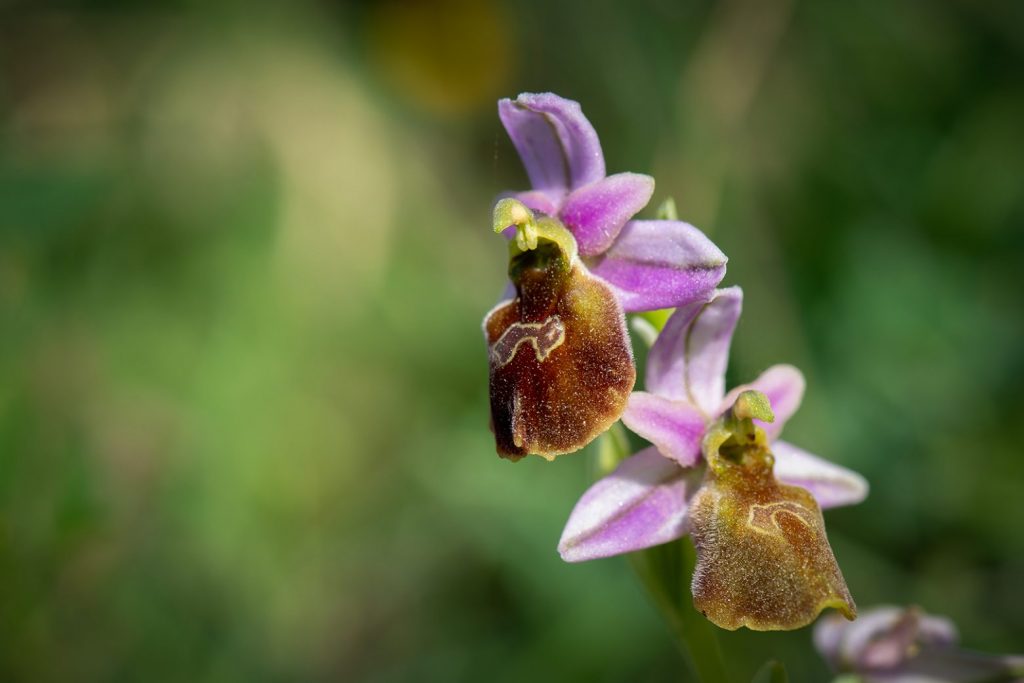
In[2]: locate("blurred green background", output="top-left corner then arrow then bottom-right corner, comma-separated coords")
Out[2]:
1,0 -> 1022,681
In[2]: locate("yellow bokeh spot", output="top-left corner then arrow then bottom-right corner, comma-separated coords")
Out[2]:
367,0 -> 512,116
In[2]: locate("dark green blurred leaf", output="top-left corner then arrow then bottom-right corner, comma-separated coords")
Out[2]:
751,660 -> 788,683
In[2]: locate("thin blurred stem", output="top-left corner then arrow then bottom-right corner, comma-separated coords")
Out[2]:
630,539 -> 730,683
675,542 -> 730,683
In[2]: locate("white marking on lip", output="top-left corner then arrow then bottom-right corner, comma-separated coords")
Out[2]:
491,316 -> 566,368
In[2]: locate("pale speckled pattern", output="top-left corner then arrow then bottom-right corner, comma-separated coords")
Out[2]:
689,467 -> 856,630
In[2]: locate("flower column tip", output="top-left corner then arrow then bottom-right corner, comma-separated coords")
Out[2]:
493,197 -> 539,251
733,390 -> 775,423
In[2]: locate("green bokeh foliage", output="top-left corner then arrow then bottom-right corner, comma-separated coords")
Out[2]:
1,0 -> 1022,681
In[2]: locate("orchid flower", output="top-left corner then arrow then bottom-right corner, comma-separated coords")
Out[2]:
498,92 -> 727,312
485,93 -> 728,461
484,201 -> 635,461
815,605 -> 1024,682
558,287 -> 869,630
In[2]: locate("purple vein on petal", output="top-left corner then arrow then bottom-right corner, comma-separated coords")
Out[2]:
645,299 -> 707,401
681,287 -> 742,415
498,93 -> 605,195
590,220 -> 727,313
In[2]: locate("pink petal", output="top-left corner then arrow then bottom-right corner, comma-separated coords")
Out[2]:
722,364 -> 805,440
642,300 -> 704,401
498,93 -> 605,195
589,220 -> 727,312
621,391 -> 706,467
558,447 -> 696,562
514,190 -> 562,217
646,287 -> 742,414
560,173 -> 654,256
773,440 -> 869,510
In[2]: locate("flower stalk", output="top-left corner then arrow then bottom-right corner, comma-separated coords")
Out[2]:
630,532 -> 731,683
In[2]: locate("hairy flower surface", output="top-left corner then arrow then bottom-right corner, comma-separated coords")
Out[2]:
498,92 -> 726,312
689,392 -> 855,630
558,287 -> 868,630
485,202 -> 635,461
815,605 -> 1024,682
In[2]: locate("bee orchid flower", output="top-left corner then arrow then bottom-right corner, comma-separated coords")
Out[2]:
558,287 -> 869,630
485,93 -> 728,461
498,92 -> 727,312
484,200 -> 636,461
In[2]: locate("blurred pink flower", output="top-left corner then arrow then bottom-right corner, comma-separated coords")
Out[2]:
815,605 -> 1024,682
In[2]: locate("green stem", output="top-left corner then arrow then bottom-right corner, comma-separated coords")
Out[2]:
630,539 -> 730,683
615,293 -> 730,682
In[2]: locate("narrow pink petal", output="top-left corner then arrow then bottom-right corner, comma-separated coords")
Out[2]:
643,300 -> 705,401
722,364 -> 805,439
559,173 -> 654,256
558,447 -> 695,562
589,220 -> 727,312
498,93 -> 605,195
772,440 -> 868,509
621,392 -> 706,467
645,287 -> 742,414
